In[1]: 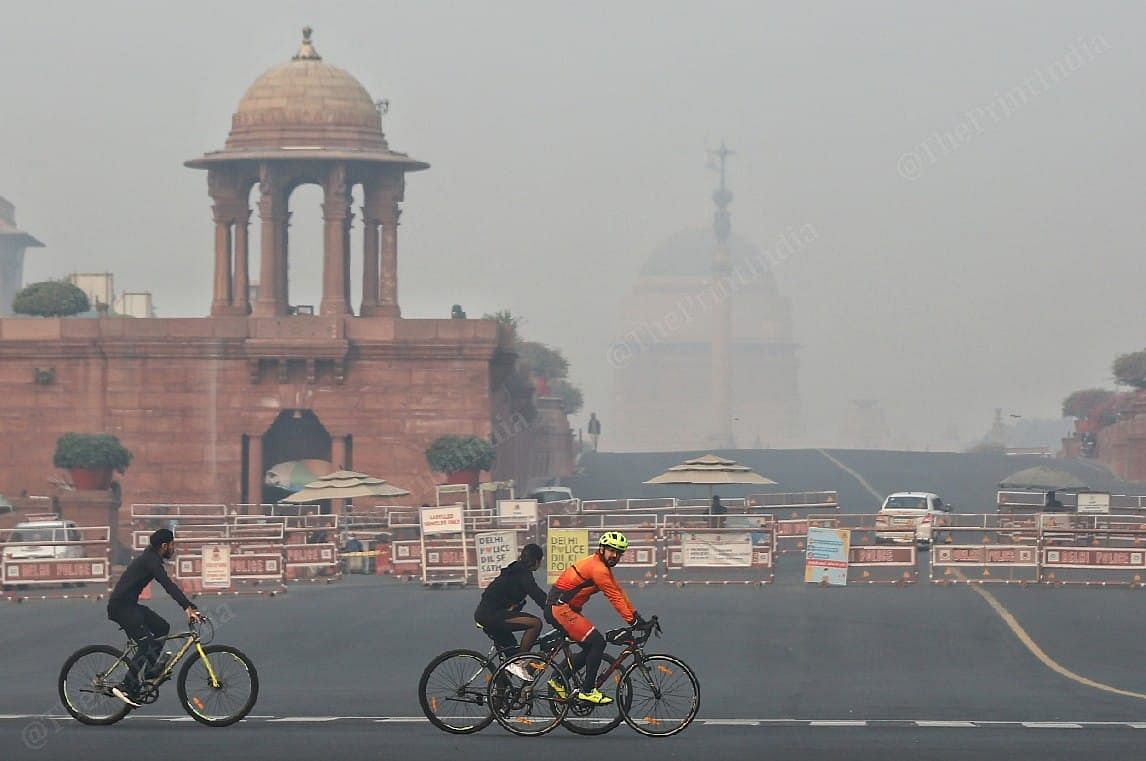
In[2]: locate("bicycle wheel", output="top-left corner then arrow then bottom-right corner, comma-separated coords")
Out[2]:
560,653 -> 629,736
177,644 -> 259,727
58,645 -> 133,725
489,653 -> 570,737
418,649 -> 497,734
619,654 -> 700,737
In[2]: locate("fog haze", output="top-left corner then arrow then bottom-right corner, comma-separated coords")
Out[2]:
3,1 -> 1144,450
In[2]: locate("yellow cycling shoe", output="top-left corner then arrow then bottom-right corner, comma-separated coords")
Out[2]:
547,679 -> 568,700
575,689 -> 613,705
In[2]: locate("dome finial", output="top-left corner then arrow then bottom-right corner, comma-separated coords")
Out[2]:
293,26 -> 322,61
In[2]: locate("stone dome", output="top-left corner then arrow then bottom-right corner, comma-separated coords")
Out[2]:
225,28 -> 386,151
641,228 -> 773,281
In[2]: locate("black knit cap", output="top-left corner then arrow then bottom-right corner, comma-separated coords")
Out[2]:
149,528 -> 175,548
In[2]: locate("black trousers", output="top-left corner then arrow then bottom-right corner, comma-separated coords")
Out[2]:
107,603 -> 170,685
474,603 -> 539,655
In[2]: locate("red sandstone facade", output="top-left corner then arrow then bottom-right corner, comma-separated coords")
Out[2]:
0,30 -> 576,518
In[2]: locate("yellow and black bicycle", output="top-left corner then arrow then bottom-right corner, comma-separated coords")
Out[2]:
58,615 -> 258,727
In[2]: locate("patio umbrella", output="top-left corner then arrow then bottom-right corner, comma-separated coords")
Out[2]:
265,459 -> 335,493
998,465 -> 1087,491
282,470 -> 411,504
643,454 -> 777,499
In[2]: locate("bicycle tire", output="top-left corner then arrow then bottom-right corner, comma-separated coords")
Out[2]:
418,649 -> 497,734
559,652 -> 629,736
489,653 -> 570,737
619,654 -> 700,737
58,645 -> 133,725
177,644 -> 259,727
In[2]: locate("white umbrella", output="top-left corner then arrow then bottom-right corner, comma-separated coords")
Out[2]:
282,470 -> 410,503
643,454 -> 776,499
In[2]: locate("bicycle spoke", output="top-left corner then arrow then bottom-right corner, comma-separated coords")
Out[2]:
622,655 -> 700,737
182,651 -> 253,721
419,650 -> 495,734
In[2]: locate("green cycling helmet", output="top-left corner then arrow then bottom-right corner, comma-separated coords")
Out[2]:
598,531 -> 629,551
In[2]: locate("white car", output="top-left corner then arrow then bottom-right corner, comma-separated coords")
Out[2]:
528,486 -> 574,504
2,520 -> 85,561
876,492 -> 950,548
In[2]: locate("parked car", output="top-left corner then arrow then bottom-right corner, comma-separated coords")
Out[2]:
528,486 -> 574,504
2,520 -> 84,561
876,492 -> 950,548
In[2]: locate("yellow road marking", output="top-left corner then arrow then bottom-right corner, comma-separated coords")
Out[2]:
815,449 -> 883,502
968,583 -> 1146,701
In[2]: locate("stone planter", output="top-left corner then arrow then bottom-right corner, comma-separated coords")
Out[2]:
444,469 -> 481,488
69,467 -> 114,491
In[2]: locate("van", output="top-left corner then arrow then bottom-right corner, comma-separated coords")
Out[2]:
2,520 -> 84,561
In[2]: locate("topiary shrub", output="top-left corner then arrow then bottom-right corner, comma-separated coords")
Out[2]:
12,280 -> 90,317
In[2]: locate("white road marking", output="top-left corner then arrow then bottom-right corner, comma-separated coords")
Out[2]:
810,720 -> 868,726
1021,722 -> 1083,729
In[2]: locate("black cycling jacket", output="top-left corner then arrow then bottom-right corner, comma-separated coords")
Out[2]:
108,546 -> 196,610
478,560 -> 546,611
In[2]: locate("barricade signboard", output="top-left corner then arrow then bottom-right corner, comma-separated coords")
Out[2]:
547,528 -> 589,584
201,544 -> 232,590
2,558 -> 108,586
680,532 -> 752,567
662,519 -> 775,585
476,530 -> 518,588
421,504 -> 465,536
805,527 -> 850,586
1077,492 -> 1111,515
497,500 -> 538,525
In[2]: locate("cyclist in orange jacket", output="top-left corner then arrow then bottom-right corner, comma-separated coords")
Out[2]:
546,531 -> 642,705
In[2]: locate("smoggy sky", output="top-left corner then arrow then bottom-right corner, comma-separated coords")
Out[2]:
3,1 -> 1144,450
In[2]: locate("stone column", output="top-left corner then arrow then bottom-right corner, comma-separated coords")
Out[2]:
232,208 -> 251,314
254,166 -> 285,316
378,202 -> 401,318
343,209 -> 354,315
321,166 -> 350,316
280,211 -> 292,310
211,211 -> 233,315
247,434 -> 264,507
360,212 -> 380,316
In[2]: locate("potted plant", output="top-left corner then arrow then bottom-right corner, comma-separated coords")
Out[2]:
53,433 -> 133,490
425,435 -> 496,488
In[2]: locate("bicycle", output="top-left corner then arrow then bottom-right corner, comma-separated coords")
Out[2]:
418,623 -> 626,736
58,615 -> 259,727
488,615 -> 700,738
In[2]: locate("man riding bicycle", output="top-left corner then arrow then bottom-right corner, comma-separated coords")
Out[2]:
106,528 -> 203,706
546,531 -> 642,705
475,543 -> 547,682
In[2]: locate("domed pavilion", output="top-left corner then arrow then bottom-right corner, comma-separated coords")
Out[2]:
186,27 -> 427,318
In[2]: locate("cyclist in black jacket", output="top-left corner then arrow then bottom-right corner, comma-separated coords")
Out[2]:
106,528 -> 202,706
474,543 -> 546,681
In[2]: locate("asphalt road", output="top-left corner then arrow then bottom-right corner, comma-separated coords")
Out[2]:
4,575 -> 1146,761
4,448 -> 1145,760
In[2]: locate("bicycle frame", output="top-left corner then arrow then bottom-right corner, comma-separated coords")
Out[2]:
118,624 -> 221,688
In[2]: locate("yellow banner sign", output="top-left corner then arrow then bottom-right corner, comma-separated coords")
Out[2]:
547,529 -> 589,585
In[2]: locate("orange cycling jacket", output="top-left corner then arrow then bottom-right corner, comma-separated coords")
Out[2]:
549,553 -> 637,623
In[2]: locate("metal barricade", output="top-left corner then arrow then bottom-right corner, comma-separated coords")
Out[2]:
661,516 -> 775,586
930,516 -> 1040,585
1,525 -> 112,599
836,519 -> 918,584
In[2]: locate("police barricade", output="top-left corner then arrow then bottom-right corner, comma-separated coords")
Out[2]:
835,516 -> 917,584
1037,514 -> 1146,587
930,515 -> 1040,585
273,515 -> 341,582
581,498 -> 677,513
173,537 -> 286,596
750,492 -> 840,555
545,513 -> 659,586
774,516 -> 840,555
420,504 -> 469,586
1,525 -> 112,600
661,516 -> 775,586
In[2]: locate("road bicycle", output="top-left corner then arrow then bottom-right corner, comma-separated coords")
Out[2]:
488,615 -> 700,738
418,623 -> 626,736
58,615 -> 258,727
